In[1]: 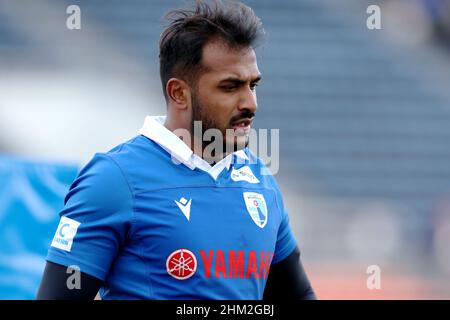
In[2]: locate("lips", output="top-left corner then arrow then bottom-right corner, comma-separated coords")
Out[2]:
232,118 -> 253,128
231,118 -> 253,135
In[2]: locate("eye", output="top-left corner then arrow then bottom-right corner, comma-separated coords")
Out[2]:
221,85 -> 237,92
250,83 -> 259,91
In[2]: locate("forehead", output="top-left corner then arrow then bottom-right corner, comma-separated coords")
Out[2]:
200,40 -> 260,80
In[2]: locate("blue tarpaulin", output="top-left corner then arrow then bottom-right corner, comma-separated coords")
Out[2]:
0,155 -> 78,299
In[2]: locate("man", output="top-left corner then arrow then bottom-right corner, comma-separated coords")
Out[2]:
37,0 -> 315,300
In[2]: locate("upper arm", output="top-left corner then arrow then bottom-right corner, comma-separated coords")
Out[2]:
269,176 -> 298,264
264,247 -> 316,300
263,173 -> 315,299
36,261 -> 102,300
45,154 -> 134,282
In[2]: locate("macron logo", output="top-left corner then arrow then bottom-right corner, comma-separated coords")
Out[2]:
175,197 -> 192,221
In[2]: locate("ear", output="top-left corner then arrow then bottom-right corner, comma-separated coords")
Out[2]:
166,78 -> 191,110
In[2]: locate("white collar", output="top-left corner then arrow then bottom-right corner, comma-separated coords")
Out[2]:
138,116 -> 248,180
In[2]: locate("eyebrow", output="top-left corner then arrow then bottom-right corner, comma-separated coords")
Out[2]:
219,75 -> 262,85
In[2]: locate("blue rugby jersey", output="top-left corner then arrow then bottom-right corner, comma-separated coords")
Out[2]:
46,116 -> 298,299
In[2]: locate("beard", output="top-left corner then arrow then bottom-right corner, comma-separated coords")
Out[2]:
191,91 -> 252,157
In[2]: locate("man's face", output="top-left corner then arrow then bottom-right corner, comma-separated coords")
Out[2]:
191,40 -> 261,154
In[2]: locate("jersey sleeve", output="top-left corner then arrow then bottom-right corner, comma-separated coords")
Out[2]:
46,153 -> 133,281
270,178 -> 298,265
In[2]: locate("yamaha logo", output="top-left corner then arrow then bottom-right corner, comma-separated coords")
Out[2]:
166,249 -> 197,280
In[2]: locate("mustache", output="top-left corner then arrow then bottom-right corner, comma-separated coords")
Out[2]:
229,111 -> 256,125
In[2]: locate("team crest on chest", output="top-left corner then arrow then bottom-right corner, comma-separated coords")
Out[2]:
243,192 -> 268,228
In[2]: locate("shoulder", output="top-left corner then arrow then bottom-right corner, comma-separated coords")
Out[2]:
92,134 -> 180,193
65,152 -> 133,212
104,134 -> 172,170
65,136 -> 151,206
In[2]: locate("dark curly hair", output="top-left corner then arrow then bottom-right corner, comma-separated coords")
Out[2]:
159,0 -> 265,100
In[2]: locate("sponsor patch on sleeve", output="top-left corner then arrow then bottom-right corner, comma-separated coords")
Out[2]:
51,216 -> 81,252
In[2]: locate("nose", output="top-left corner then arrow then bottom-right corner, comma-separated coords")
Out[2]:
238,87 -> 257,114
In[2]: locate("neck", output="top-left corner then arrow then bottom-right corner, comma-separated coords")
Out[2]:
164,115 -> 227,164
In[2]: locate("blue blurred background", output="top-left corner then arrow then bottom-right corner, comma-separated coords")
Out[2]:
1,0 -> 450,299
